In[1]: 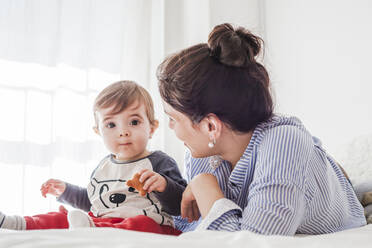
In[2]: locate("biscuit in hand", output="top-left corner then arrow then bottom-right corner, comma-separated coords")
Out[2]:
127,173 -> 147,196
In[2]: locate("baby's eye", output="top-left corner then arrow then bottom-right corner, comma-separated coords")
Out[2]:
106,122 -> 116,128
130,119 -> 140,126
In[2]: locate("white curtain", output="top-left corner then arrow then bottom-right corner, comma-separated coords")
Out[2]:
0,0 -> 164,215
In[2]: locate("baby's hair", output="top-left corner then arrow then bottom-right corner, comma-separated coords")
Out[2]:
93,80 -> 156,127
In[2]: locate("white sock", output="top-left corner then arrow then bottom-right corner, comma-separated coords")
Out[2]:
0,211 -> 26,230
67,210 -> 95,229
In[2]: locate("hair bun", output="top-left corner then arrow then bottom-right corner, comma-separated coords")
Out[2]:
208,23 -> 263,67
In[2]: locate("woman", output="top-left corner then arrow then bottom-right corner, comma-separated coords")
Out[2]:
157,23 -> 366,235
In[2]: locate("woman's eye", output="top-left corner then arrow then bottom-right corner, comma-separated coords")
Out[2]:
130,120 -> 139,126
106,122 -> 116,128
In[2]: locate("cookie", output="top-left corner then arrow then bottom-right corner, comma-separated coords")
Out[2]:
127,173 -> 147,196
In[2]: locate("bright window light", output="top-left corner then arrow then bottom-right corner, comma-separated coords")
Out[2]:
0,59 -> 119,215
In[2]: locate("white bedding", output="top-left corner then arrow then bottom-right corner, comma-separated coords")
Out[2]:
1,224 -> 372,248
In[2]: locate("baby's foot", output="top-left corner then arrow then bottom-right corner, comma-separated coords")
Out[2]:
67,210 -> 95,229
0,211 -> 26,230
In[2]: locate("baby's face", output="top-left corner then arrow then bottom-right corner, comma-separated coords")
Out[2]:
95,101 -> 155,161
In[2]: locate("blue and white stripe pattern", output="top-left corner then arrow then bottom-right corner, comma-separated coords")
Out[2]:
175,115 -> 366,235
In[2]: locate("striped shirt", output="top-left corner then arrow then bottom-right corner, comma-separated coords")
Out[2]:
174,115 -> 366,235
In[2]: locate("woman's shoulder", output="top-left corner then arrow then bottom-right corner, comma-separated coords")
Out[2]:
259,114 -> 306,132
251,115 -> 315,183
252,114 -> 314,149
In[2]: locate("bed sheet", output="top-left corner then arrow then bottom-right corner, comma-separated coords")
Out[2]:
1,224 -> 371,248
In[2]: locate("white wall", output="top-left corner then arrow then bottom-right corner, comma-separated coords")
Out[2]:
264,0 -> 372,157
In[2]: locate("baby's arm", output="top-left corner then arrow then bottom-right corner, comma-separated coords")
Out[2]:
41,178 -> 91,212
149,152 -> 187,216
57,183 -> 91,212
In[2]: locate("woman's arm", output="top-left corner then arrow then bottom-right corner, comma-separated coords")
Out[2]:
193,179 -> 306,234
173,151 -> 214,231
187,174 -> 224,218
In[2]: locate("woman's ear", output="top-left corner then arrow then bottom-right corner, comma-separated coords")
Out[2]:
201,114 -> 222,141
149,120 -> 159,138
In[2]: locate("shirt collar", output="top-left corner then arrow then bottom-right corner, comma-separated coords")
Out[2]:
228,122 -> 265,188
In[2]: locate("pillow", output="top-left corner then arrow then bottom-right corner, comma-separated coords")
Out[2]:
333,134 -> 372,185
333,134 -> 372,223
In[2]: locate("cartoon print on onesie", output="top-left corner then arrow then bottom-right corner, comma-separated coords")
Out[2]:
88,154 -> 174,227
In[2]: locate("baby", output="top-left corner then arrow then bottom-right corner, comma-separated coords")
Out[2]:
0,81 -> 186,235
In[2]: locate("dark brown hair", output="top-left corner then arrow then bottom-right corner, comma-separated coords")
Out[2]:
157,23 -> 273,133
93,80 -> 156,126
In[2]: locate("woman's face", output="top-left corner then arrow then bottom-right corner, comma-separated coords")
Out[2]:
162,101 -> 212,158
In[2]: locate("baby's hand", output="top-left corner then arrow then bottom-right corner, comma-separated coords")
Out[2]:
40,179 -> 66,198
139,169 -> 167,193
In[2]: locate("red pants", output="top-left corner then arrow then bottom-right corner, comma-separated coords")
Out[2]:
24,208 -> 181,236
